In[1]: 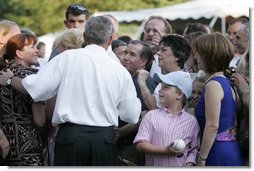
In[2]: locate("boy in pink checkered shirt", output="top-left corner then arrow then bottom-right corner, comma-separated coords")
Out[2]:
134,71 -> 200,166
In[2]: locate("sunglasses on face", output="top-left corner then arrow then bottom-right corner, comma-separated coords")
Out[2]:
67,4 -> 89,14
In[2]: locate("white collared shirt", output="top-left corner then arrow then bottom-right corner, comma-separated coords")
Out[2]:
35,57 -> 48,70
149,54 -> 161,78
22,44 -> 141,126
229,54 -> 241,68
107,45 -> 121,63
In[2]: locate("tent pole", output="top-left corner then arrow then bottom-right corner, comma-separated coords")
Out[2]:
209,15 -> 218,28
135,19 -> 147,39
221,17 -> 226,35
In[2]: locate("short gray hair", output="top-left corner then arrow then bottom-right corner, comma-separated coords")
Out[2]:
103,14 -> 119,33
85,16 -> 115,45
243,22 -> 250,40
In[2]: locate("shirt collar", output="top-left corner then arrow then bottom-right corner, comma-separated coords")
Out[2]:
163,107 -> 184,117
85,44 -> 107,53
154,54 -> 159,63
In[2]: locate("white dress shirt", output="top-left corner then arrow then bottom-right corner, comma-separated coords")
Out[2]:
107,45 -> 121,63
35,57 -> 48,70
153,83 -> 163,108
22,44 -> 141,127
229,54 -> 241,68
149,54 -> 161,78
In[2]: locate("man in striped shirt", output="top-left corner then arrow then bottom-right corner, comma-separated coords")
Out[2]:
134,71 -> 200,166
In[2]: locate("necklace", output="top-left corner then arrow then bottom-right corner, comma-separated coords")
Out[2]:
205,71 -> 224,83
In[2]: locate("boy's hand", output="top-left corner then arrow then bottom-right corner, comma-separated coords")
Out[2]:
165,142 -> 184,157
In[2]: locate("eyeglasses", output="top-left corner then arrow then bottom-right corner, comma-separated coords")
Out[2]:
144,27 -> 165,35
67,4 -> 89,15
226,32 -> 242,40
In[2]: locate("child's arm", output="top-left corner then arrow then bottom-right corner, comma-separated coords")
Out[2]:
184,119 -> 201,166
135,141 -> 182,156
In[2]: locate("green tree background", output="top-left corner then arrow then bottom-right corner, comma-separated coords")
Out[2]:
0,0 -> 187,36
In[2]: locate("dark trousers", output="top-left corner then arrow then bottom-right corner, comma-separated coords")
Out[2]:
54,123 -> 117,166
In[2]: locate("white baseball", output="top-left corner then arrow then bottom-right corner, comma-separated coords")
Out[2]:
172,139 -> 186,152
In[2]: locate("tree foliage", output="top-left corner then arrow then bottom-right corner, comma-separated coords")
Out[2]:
0,0 -> 188,36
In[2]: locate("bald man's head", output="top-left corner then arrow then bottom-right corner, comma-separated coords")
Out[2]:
103,14 -> 119,40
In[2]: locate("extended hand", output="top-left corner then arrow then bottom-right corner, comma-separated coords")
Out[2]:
0,69 -> 14,86
0,129 -> 10,159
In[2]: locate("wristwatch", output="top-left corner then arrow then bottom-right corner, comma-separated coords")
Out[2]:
6,75 -> 14,85
198,156 -> 207,161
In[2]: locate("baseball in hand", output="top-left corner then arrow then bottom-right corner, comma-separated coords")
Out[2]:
172,139 -> 186,152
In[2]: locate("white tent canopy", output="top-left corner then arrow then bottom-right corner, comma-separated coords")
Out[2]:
93,0 -> 252,35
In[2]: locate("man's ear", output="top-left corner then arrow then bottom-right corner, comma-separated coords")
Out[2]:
113,32 -> 118,40
0,36 -> 5,44
108,35 -> 114,46
64,20 -> 68,28
140,58 -> 148,69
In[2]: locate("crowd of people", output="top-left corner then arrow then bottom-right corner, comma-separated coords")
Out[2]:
0,3 -> 250,167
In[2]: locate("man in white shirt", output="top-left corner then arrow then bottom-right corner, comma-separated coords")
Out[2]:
0,16 -> 141,166
227,18 -> 249,68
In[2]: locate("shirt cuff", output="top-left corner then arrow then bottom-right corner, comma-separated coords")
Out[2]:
185,155 -> 197,166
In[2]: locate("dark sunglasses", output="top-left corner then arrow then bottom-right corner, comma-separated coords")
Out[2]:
67,4 -> 89,14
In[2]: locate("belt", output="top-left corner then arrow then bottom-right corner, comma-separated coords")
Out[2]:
59,122 -> 113,129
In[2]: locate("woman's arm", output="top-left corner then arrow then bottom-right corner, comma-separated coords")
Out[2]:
0,128 -> 10,159
0,69 -> 28,94
198,81 -> 223,166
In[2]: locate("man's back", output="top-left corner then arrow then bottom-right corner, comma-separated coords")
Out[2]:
2,16 -> 141,166
23,45 -> 140,127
